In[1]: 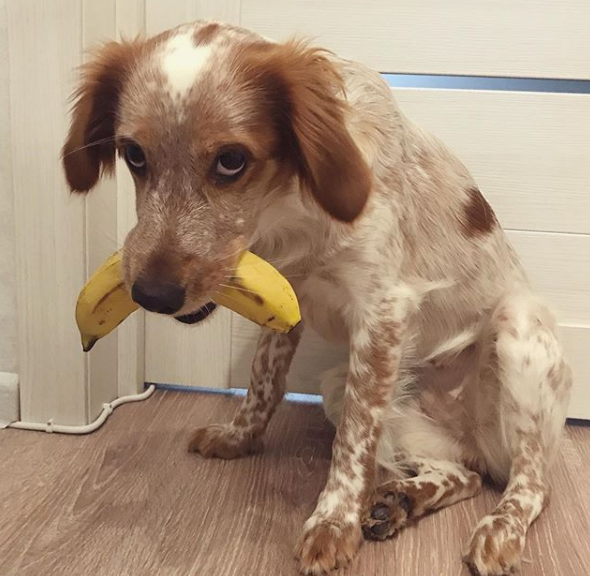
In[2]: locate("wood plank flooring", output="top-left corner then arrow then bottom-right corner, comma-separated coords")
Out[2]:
0,390 -> 588,576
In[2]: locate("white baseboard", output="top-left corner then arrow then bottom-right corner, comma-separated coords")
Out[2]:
0,372 -> 19,428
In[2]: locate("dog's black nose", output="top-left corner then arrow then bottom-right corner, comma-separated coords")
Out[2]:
131,278 -> 185,315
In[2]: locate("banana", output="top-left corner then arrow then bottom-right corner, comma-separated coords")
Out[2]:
76,252 -> 140,352
211,250 -> 301,334
76,250 -> 301,352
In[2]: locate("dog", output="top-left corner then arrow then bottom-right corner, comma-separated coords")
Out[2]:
62,21 -> 572,576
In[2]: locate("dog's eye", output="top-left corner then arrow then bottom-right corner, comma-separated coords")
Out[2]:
215,150 -> 246,178
124,143 -> 146,172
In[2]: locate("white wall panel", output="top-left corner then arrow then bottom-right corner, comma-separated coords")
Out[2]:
115,0 -> 147,398
145,310 -> 233,388
242,0 -> 590,79
82,0 -> 121,423
560,326 -> 590,420
393,89 -> 590,235
0,0 -> 17,376
7,0 -> 87,424
7,0 -> 149,424
508,231 -> 590,326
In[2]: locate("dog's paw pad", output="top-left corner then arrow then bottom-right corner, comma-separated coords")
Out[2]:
361,490 -> 411,541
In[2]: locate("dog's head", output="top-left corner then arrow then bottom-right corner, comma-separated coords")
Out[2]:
63,22 -> 370,321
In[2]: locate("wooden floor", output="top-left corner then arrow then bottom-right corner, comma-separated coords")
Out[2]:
1,390 -> 589,576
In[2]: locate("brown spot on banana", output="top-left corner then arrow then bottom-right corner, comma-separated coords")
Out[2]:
93,282 -> 126,313
229,276 -> 265,305
244,291 -> 264,306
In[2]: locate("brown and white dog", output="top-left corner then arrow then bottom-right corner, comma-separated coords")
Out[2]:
62,21 -> 572,576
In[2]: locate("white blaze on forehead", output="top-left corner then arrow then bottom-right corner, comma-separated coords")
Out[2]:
161,32 -> 212,98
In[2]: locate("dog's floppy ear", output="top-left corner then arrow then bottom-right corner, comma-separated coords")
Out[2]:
267,41 -> 372,222
62,41 -> 140,193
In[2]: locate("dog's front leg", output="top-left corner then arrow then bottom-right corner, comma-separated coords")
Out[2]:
188,324 -> 302,458
297,294 -> 407,575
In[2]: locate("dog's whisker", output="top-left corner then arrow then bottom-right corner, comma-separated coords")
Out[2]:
62,136 -> 119,158
217,282 -> 260,296
210,290 -> 244,307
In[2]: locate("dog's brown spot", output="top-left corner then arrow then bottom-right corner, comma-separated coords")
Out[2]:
462,187 -> 497,237
492,517 -> 503,531
440,482 -> 460,502
233,413 -> 248,427
417,481 -> 438,500
483,533 -> 495,562
193,23 -> 220,46
497,530 -> 525,568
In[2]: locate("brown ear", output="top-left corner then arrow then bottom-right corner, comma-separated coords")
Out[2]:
62,41 -> 139,193
268,41 -> 372,222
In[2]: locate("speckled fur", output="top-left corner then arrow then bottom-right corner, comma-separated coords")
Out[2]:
62,21 -> 572,576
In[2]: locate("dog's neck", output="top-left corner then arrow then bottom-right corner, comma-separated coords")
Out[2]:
252,184 -> 355,275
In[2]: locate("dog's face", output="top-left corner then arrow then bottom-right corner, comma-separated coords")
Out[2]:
63,22 -> 370,321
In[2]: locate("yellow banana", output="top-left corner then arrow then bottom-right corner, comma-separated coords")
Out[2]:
211,250 -> 301,334
76,252 -> 139,352
76,250 -> 301,352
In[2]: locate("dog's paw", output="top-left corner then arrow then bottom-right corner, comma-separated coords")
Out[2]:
464,513 -> 526,576
188,424 -> 263,459
296,519 -> 362,575
361,487 -> 412,541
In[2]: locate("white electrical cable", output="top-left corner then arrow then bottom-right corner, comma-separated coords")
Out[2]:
8,384 -> 156,434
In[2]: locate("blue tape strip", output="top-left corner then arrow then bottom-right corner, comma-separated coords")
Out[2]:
382,73 -> 590,94
146,382 -> 323,404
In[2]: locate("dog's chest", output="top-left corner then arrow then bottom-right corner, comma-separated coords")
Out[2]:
292,268 -> 350,344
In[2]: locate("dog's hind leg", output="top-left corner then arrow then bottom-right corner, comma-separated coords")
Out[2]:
464,289 -> 572,576
323,358 -> 483,542
362,457 -> 482,540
